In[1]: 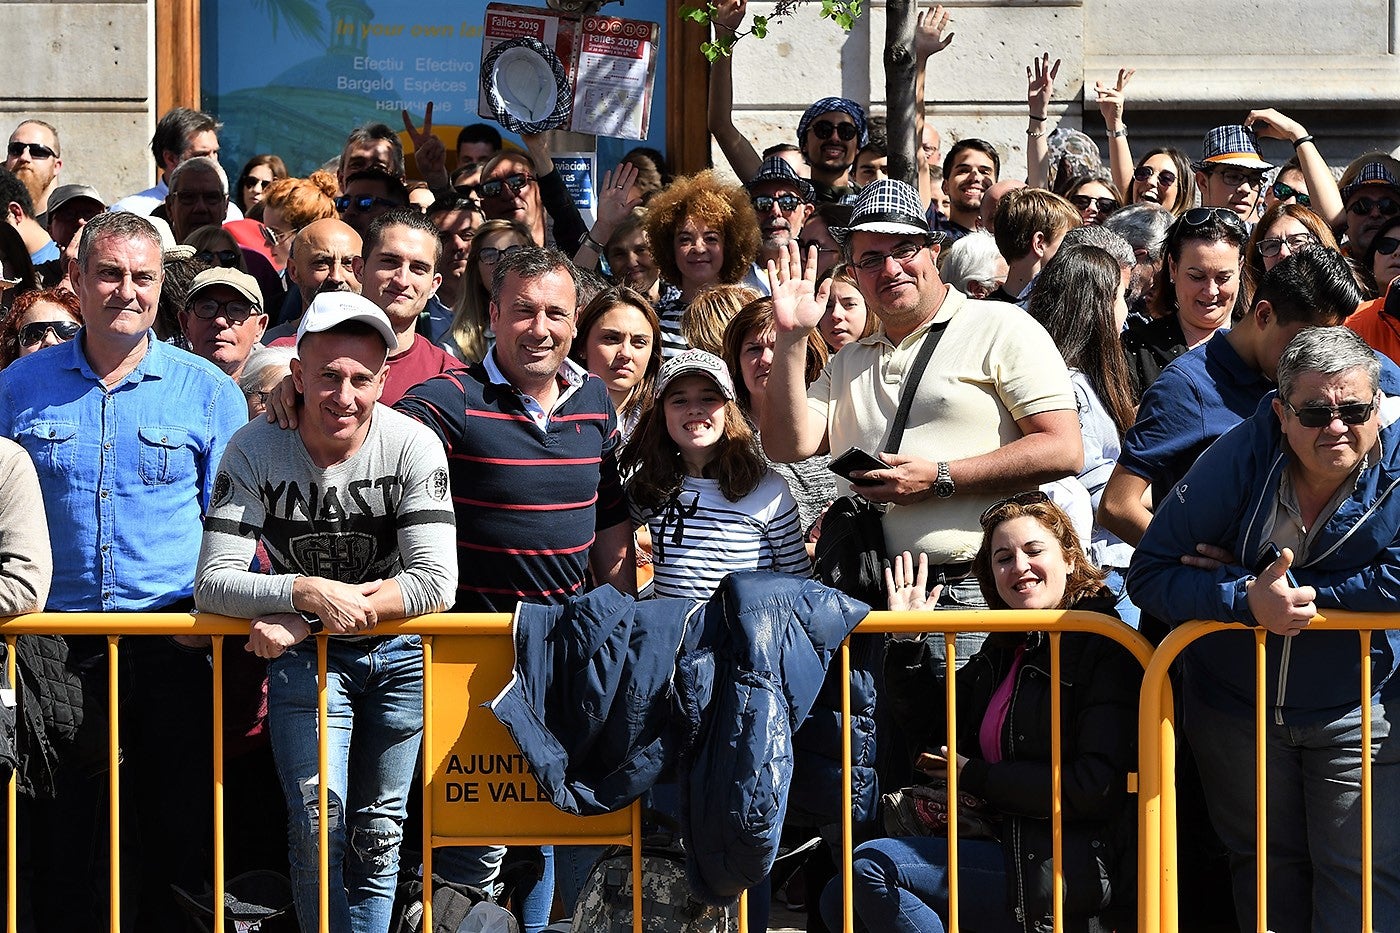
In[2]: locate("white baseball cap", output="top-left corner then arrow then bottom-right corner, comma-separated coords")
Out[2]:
296,292 -> 398,352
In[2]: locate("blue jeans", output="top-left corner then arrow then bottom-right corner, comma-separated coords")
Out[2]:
1184,686 -> 1400,933
269,635 -> 424,933
817,836 -> 1017,933
924,577 -> 990,670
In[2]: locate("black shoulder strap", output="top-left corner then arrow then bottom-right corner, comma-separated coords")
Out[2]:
883,318 -> 949,454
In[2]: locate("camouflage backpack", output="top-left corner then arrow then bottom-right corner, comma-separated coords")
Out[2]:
570,847 -> 738,933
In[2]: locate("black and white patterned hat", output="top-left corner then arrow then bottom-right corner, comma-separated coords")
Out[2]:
745,156 -> 815,202
831,179 -> 930,243
482,37 -> 573,135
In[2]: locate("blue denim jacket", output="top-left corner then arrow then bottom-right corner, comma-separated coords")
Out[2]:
0,333 -> 247,610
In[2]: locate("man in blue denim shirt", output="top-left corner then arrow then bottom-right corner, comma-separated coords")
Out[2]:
0,210 -> 246,930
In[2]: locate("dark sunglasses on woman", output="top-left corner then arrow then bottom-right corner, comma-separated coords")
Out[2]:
18,320 -> 81,347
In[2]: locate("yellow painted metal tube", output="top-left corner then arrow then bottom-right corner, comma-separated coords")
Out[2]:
1050,632 -> 1064,933
212,635 -> 226,933
944,633 -> 960,932
422,635 -> 435,931
317,636 -> 330,933
1254,630 -> 1267,933
840,638 -> 853,933
5,636 -> 14,933
107,635 -> 120,933
1361,631 -> 1373,932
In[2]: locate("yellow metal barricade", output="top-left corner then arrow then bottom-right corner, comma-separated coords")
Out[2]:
1137,610 -> 1392,933
837,609 -> 1157,933
0,613 -> 751,933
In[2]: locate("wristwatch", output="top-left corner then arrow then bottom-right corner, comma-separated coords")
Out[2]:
933,462 -> 956,499
297,610 -> 324,634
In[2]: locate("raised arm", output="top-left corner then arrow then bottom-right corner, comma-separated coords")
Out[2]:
1244,108 -> 1344,227
522,130 -> 588,255
706,0 -> 762,183
759,242 -> 832,461
575,162 -> 642,270
1095,68 -> 1136,197
913,6 -> 954,206
1025,54 -> 1061,189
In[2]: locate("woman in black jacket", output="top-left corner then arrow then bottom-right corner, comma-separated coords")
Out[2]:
823,492 -> 1140,932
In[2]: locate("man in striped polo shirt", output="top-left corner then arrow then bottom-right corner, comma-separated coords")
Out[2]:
394,245 -> 635,897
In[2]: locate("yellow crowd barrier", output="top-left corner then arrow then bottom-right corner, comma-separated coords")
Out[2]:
4,606 -> 1382,933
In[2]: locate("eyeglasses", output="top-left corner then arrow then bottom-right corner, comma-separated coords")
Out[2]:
1270,181 -> 1311,207
1204,166 -> 1265,189
1178,206 -> 1248,237
1069,194 -> 1119,215
1257,232 -> 1317,258
1285,397 -> 1377,428
242,176 -> 271,191
1133,164 -> 1177,188
17,320 -> 80,346
335,194 -> 400,214
979,490 -> 1050,527
798,240 -> 839,255
174,190 -> 228,206
7,141 -> 56,160
752,194 -> 805,213
478,173 -> 535,199
811,120 -> 858,142
189,297 -> 258,321
194,249 -> 241,268
1347,196 -> 1400,217
852,241 -> 928,272
1375,236 -> 1400,257
261,224 -> 294,248
478,244 -> 523,265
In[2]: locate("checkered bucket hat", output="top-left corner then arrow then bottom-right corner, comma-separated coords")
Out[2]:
831,179 -> 930,243
1191,124 -> 1273,173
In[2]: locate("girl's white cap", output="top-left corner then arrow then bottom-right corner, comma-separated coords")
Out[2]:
655,349 -> 736,400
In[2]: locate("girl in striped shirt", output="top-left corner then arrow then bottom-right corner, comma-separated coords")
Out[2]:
621,349 -> 810,599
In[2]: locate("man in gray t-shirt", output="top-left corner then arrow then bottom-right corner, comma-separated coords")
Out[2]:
195,292 -> 456,933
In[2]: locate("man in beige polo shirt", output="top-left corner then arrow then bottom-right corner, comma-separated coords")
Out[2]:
762,178 -> 1082,651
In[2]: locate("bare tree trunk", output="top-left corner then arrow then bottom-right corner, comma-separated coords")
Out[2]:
884,0 -> 918,188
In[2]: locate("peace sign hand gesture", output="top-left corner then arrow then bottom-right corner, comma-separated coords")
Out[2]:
402,102 -> 448,187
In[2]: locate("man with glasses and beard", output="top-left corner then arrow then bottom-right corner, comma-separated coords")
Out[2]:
5,119 -> 62,218
743,155 -> 814,294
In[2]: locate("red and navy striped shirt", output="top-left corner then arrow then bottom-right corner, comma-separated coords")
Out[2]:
395,362 -> 628,612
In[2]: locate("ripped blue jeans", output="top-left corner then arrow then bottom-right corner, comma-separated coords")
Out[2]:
269,635 -> 423,933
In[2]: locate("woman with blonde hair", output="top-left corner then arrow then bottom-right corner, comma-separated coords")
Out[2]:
446,218 -> 532,363
681,283 -> 759,355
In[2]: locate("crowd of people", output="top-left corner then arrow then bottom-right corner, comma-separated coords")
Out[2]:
0,2 -> 1398,931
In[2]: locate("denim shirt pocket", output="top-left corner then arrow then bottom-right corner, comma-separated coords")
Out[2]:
137,426 -> 196,485
16,420 -> 79,475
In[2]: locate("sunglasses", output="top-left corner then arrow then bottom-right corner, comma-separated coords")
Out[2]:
261,224 -> 294,248
17,320 -> 80,347
242,176 -> 271,191
1270,181 -> 1311,206
1205,166 -> 1266,189
7,141 -> 56,160
479,173 -> 535,199
1375,236 -> 1400,257
1257,232 -> 1317,259
979,490 -> 1050,527
1069,194 -> 1118,214
752,194 -> 805,213
1133,164 -> 1177,188
478,244 -> 523,265
1178,206 -> 1248,237
1285,397 -> 1377,429
335,194 -> 400,214
852,240 -> 927,272
189,297 -> 258,321
194,249 -> 241,268
811,120 -> 858,142
1347,196 -> 1400,217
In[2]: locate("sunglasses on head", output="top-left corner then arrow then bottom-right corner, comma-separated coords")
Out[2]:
1347,196 -> 1400,217
1375,236 -> 1400,257
1270,181 -> 1311,206
979,490 -> 1051,527
189,296 -> 258,322
194,249 -> 241,268
1178,206 -> 1248,237
479,173 -> 535,199
811,120 -> 858,142
1257,232 -> 1317,258
1133,164 -> 1177,187
335,194 -> 400,213
1285,397 -> 1377,429
17,320 -> 80,347
752,194 -> 805,213
1069,194 -> 1118,214
7,141 -> 56,160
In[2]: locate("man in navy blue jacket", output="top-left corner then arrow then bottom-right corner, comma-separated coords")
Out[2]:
1129,326 -> 1400,933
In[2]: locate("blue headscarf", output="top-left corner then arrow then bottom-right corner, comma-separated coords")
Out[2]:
796,97 -> 870,150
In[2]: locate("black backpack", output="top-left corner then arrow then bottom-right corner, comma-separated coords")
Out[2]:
392,873 -> 518,933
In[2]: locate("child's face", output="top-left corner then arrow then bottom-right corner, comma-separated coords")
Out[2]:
663,374 -> 728,474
